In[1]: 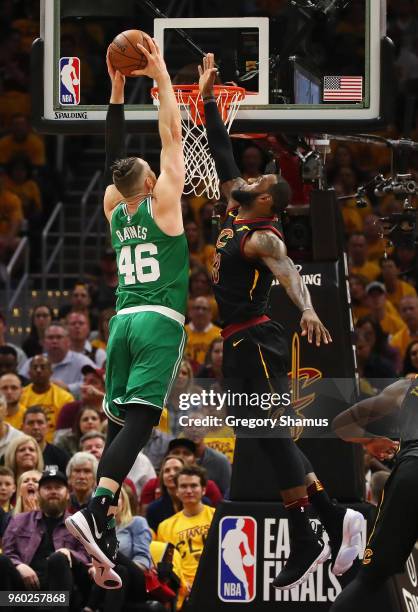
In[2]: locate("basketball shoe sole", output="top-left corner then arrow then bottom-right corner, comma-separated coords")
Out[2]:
273,540 -> 331,591
331,508 -> 364,576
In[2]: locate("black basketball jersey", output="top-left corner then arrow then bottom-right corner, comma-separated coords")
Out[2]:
398,378 -> 418,459
212,207 -> 283,327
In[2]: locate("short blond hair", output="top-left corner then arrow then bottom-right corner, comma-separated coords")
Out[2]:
4,435 -> 44,476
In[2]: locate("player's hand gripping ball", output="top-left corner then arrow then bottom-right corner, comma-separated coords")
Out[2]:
108,30 -> 151,76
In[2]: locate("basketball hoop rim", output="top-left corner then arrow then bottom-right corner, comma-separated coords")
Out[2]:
151,84 -> 246,104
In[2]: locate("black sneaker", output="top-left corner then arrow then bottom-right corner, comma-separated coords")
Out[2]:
273,538 -> 330,590
328,508 -> 364,576
65,509 -> 122,589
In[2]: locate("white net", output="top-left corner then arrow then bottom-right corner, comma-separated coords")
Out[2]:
152,85 -> 245,200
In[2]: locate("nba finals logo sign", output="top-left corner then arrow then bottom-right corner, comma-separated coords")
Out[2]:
218,516 -> 257,602
59,57 -> 80,105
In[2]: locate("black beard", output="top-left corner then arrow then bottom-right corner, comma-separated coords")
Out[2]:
231,188 -> 257,208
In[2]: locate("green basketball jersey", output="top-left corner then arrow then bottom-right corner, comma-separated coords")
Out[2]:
110,196 -> 189,315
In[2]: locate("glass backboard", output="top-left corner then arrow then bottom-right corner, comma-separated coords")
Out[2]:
32,0 -> 393,134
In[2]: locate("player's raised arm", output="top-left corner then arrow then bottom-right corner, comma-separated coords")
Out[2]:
199,53 -> 244,206
103,51 -> 127,223
244,229 -> 332,346
131,35 -> 184,235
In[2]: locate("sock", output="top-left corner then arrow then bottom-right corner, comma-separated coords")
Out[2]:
107,515 -> 116,530
284,496 -> 317,542
307,480 -> 344,533
88,487 -> 114,530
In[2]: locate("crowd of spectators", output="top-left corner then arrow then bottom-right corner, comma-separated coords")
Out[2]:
0,276 -> 234,610
1,0 -> 418,610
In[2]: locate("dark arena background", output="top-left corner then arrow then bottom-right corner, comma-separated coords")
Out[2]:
0,1 -> 418,611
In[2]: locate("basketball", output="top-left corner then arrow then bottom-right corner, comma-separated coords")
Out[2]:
243,554 -> 255,567
108,29 -> 150,76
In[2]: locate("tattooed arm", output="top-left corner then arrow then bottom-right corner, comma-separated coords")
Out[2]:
244,230 -> 332,346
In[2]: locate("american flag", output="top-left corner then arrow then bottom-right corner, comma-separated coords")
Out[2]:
323,76 -> 363,102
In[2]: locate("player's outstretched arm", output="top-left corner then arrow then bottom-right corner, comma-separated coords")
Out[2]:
244,229 -> 332,346
132,35 -> 184,236
103,51 -> 127,223
199,53 -> 244,207
332,379 -> 407,459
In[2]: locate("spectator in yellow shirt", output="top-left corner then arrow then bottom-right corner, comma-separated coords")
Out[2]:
365,282 -> 406,336
185,297 -> 221,372
12,3 -> 40,55
349,274 -> 370,323
20,355 -> 74,442
380,256 -> 417,310
0,373 -> 25,431
0,80 -> 30,131
0,176 -> 23,269
0,114 -> 45,167
4,156 -> 42,218
390,296 -> 418,361
348,233 -> 381,281
185,219 -> 215,274
333,166 -> 372,219
157,465 -> 215,593
188,268 -> 219,321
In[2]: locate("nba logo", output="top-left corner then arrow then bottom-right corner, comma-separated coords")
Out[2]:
59,57 -> 80,105
218,516 -> 257,602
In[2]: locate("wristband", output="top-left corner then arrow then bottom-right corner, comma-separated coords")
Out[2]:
302,307 -> 312,312
203,96 -> 216,103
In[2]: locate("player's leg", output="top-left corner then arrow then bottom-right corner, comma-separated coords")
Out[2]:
69,311 -> 185,560
96,311 -> 185,493
66,315 -> 157,580
299,449 -> 364,576
331,456 -> 418,611
224,321 -> 328,590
